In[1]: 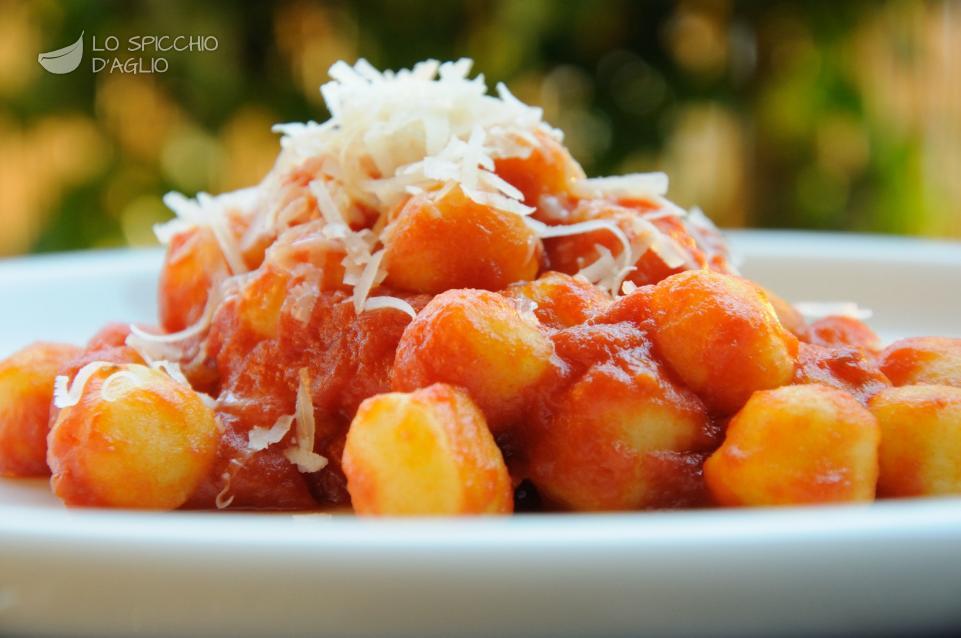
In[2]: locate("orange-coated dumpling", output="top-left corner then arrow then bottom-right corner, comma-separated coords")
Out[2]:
493,130 -> 585,211
649,270 -> 798,415
0,342 -> 81,477
343,383 -> 512,516
528,352 -> 718,511
48,364 -> 220,509
158,226 -> 230,333
880,337 -> 961,388
502,271 -> 610,329
234,264 -> 293,340
392,289 -> 554,431
870,385 -> 961,498
704,384 -> 880,506
382,184 -> 542,294
759,287 -> 808,340
808,315 -> 881,354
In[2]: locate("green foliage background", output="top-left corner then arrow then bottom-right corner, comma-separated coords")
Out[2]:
1,0 -> 959,256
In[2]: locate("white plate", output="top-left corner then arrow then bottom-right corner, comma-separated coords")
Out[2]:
1,231 -> 960,637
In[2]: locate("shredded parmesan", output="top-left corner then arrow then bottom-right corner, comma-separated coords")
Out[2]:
245,58 -> 562,310
99,368 -> 146,402
349,248 -> 387,314
283,368 -> 328,473
572,173 -> 670,201
247,415 -> 294,452
525,217 -> 636,295
148,359 -> 191,386
156,190 -> 256,276
125,278 -> 225,363
55,357 -> 214,416
140,57 -> 739,407
128,302 -> 214,346
363,295 -> 417,318
53,361 -> 116,409
630,216 -> 689,270
214,458 -> 246,510
214,475 -> 235,510
287,280 -> 320,323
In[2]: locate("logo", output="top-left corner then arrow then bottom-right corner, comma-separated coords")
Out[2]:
38,31 -> 219,75
38,31 -> 84,74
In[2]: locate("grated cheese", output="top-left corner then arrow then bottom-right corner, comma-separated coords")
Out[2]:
247,415 -> 294,452
572,173 -> 670,201
156,189 -> 257,276
214,458 -> 246,510
53,361 -> 116,409
148,359 -> 191,386
214,474 -> 235,510
283,368 -> 328,473
363,295 -> 417,319
99,368 -> 147,402
630,216 -> 689,270
125,276 -> 225,363
349,248 -> 387,314
147,57 -> 737,363
287,280 -> 320,324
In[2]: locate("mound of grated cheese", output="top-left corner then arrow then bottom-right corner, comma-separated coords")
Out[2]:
145,57 -> 733,354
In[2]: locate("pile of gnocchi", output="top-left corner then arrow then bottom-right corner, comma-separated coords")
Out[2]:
1,59 -> 959,514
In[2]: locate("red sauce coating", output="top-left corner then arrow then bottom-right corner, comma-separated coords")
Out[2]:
794,343 -> 891,405
808,316 -> 881,354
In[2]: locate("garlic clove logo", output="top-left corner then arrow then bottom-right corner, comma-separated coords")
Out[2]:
38,32 -> 84,74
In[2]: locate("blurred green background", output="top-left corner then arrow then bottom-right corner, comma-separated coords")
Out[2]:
1,0 -> 959,257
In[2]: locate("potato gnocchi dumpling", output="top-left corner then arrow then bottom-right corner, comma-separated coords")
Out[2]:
759,287 -> 808,340
503,271 -> 610,329
493,131 -> 585,211
808,316 -> 881,354
158,226 -> 230,333
0,342 -> 81,477
392,289 -> 554,431
528,354 -> 718,511
47,364 -> 220,509
649,271 -> 799,415
880,337 -> 961,388
383,184 -> 542,293
870,385 -> 961,498
704,384 -> 880,506
343,384 -> 512,516
235,265 -> 292,340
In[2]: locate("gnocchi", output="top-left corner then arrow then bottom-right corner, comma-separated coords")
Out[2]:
880,337 -> 961,388
392,289 -> 554,431
48,364 -> 220,509
649,271 -> 799,415
343,384 -> 512,515
0,342 -> 81,477
704,384 -> 880,506
870,385 -> 961,497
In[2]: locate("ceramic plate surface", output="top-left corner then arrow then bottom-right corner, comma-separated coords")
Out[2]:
1,231 -> 960,637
